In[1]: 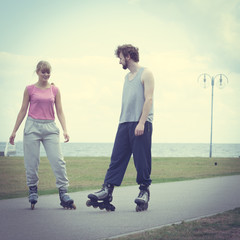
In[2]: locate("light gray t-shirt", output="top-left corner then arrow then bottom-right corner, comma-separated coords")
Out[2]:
119,67 -> 153,123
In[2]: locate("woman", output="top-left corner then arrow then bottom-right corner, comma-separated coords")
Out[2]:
9,61 -> 76,210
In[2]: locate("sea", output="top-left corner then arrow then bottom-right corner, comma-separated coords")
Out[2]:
0,142 -> 240,158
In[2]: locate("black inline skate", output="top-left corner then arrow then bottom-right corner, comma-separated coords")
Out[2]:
86,183 -> 115,211
59,187 -> 76,210
134,184 -> 150,212
29,185 -> 38,210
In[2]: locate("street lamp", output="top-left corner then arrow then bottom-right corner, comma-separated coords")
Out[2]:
198,73 -> 228,158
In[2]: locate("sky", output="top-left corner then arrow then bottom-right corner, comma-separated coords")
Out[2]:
0,0 -> 239,144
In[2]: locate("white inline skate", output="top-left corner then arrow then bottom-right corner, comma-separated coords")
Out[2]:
86,183 -> 115,211
59,187 -> 76,210
29,185 -> 38,210
134,184 -> 150,212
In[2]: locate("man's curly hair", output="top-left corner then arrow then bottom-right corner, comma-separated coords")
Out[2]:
115,44 -> 139,62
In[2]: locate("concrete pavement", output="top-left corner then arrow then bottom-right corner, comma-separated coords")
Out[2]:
1,175 -> 240,240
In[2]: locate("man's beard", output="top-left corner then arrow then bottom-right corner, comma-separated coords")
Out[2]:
122,59 -> 128,70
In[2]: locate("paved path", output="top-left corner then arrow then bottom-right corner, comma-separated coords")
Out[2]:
1,175 -> 240,240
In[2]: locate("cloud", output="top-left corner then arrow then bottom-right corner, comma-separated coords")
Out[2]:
138,0 -> 240,73
0,0 -> 239,143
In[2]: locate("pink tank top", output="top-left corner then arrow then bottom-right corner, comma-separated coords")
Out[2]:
27,84 -> 59,120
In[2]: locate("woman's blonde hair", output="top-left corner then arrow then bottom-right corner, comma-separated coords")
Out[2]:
36,60 -> 51,73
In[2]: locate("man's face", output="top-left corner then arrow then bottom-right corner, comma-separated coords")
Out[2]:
119,52 -> 128,70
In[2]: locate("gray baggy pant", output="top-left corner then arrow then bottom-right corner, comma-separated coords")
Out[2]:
23,117 -> 69,189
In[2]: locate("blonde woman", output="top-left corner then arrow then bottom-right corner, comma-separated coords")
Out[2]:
9,61 -> 76,210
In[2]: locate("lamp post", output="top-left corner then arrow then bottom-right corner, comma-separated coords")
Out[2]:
198,73 -> 228,158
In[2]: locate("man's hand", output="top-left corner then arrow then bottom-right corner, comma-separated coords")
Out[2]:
135,123 -> 144,136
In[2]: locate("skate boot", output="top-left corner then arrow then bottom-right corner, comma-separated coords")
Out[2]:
86,183 -> 115,211
59,187 -> 76,210
134,184 -> 150,212
29,185 -> 38,210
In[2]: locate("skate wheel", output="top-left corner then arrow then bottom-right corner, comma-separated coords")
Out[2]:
106,207 -> 111,212
64,204 -> 76,210
61,201 -> 76,210
110,205 -> 116,211
136,203 -> 148,212
71,203 -> 76,210
106,204 -> 115,212
136,205 -> 142,212
86,200 -> 91,207
144,203 -> 148,211
99,203 -> 105,210
89,200 -> 98,208
31,203 -> 35,210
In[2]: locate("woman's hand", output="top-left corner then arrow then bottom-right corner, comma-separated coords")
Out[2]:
9,132 -> 16,145
63,131 -> 70,143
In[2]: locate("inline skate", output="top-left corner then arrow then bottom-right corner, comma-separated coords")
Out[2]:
134,184 -> 150,212
29,185 -> 38,210
86,183 -> 115,211
59,187 -> 76,210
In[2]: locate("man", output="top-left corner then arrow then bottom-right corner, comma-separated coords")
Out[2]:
86,44 -> 154,212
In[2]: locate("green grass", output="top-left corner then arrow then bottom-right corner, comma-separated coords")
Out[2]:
112,207 -> 240,240
0,156 -> 239,199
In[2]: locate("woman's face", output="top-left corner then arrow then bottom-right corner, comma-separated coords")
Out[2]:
37,68 -> 51,82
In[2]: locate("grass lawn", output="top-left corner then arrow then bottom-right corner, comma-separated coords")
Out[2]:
0,156 -> 239,199
112,208 -> 240,240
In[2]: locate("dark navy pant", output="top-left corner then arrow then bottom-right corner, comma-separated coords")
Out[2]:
104,121 -> 152,186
